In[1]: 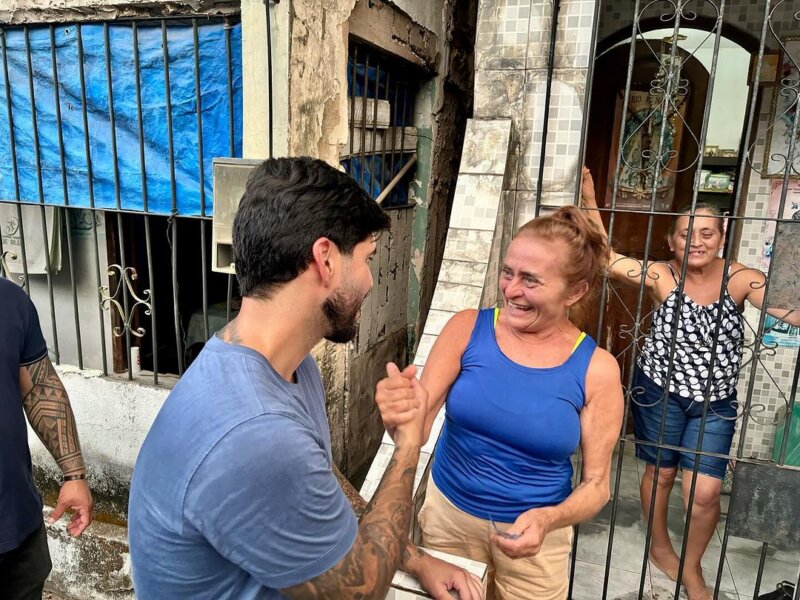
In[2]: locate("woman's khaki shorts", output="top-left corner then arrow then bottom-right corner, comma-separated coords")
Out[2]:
419,479 -> 573,600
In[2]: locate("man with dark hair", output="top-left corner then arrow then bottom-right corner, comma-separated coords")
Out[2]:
0,276 -> 94,599
129,157 -> 482,600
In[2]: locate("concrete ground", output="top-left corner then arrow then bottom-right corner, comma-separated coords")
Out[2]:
570,445 -> 800,600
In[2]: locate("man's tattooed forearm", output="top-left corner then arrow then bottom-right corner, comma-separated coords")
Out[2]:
282,448 -> 418,599
23,357 -> 86,477
334,464 -> 427,574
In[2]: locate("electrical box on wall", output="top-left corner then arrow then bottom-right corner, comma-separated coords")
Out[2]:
211,158 -> 263,274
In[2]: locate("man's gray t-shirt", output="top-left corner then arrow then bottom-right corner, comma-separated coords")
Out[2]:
128,336 -> 358,599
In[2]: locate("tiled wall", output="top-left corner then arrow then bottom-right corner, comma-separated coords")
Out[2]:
730,93 -> 800,461
474,0 -> 597,230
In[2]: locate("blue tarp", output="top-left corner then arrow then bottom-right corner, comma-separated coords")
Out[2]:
0,21 -> 243,216
342,53 -> 415,207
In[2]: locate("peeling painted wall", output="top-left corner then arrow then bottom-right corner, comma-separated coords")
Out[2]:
287,0 -> 355,163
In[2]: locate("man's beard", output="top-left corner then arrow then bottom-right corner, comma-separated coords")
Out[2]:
322,283 -> 364,344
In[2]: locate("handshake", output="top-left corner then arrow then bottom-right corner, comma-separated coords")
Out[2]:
375,362 -> 431,450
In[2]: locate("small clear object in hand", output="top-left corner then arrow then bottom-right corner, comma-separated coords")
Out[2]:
489,514 -> 521,540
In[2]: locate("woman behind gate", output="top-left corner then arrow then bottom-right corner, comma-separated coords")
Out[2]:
581,167 -> 800,600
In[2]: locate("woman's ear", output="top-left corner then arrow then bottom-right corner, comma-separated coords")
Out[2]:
566,280 -> 590,308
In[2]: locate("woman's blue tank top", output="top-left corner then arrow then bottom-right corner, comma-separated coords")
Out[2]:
431,308 -> 596,522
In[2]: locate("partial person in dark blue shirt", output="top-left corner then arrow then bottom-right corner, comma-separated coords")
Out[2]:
128,157 -> 483,600
378,206 -> 624,600
0,276 -> 94,600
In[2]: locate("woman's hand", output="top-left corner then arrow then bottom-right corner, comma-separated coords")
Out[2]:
580,166 -> 598,209
491,508 -> 554,559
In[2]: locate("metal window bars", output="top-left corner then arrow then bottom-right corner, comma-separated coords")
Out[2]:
0,15 -> 244,386
343,40 -> 419,208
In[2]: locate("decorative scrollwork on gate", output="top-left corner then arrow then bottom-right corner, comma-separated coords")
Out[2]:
100,264 -> 152,338
0,249 -> 26,289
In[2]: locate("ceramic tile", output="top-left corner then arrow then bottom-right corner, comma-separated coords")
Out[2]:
475,0 -> 530,71
359,442 -> 395,500
421,406 -> 446,455
430,281 -> 484,313
552,0 -> 597,69
459,118 -> 514,175
438,259 -> 489,288
525,0 -> 554,70
516,68 -> 587,193
481,219 -> 503,308
449,174 -> 504,231
725,549 -> 800,598
413,333 -> 437,367
500,190 -> 517,258
441,228 -> 495,263
421,309 -> 455,337
473,69 -> 526,120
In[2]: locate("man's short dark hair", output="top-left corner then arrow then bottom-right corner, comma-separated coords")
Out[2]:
232,157 -> 391,298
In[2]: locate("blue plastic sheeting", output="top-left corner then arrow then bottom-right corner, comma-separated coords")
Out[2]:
0,21 -> 243,216
341,155 -> 415,207
343,52 -> 416,207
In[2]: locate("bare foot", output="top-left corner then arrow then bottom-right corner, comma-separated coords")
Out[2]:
682,567 -> 712,600
649,546 -> 680,581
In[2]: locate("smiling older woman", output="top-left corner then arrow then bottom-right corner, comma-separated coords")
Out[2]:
377,206 -> 624,600
580,167 -> 800,600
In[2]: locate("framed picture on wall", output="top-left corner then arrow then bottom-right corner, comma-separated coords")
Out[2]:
748,52 -> 780,85
763,38 -> 800,178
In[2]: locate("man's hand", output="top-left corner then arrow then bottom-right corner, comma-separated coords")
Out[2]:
48,479 -> 94,537
491,508 -> 553,559
409,551 -> 485,600
377,362 -> 428,445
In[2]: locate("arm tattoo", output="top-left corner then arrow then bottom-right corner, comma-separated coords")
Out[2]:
22,356 -> 86,477
282,447 -> 419,599
333,464 -> 426,573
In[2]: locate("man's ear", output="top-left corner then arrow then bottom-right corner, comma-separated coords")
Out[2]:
310,237 -> 339,287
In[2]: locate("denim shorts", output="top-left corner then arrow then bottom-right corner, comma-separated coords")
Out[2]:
630,367 -> 738,479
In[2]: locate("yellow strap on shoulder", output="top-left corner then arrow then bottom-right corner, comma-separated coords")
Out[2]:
572,332 -> 586,354
494,306 -> 500,328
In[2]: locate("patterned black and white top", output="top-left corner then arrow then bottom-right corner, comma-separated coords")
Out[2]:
638,264 -> 744,403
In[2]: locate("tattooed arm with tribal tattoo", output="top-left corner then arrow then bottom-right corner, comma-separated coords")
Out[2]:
20,356 -> 94,537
